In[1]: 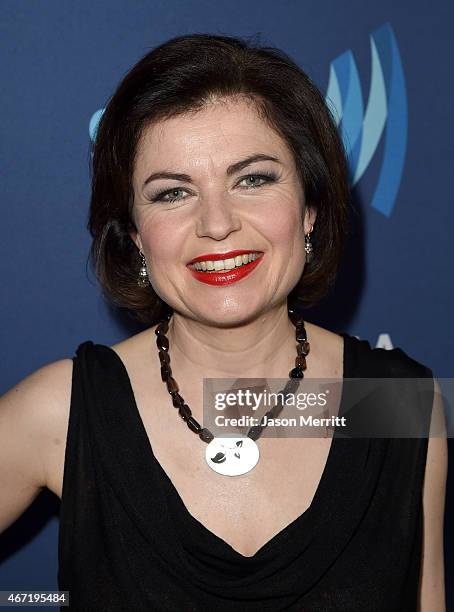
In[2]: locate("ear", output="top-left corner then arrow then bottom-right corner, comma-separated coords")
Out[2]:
303,206 -> 317,235
129,229 -> 143,253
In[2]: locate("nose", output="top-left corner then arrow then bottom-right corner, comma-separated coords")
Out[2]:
195,192 -> 242,241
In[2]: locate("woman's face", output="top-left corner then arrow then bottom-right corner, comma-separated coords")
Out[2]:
131,96 -> 315,326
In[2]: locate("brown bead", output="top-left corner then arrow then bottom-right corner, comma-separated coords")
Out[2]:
171,393 -> 185,408
280,393 -> 291,405
296,355 -> 307,369
263,409 -> 274,420
268,404 -> 283,419
283,379 -> 299,394
297,343 -> 308,356
288,310 -> 302,327
296,328 -> 307,343
289,366 -> 304,379
155,320 -> 168,335
277,393 -> 287,406
159,350 -> 170,364
199,428 -> 214,442
178,404 -> 191,421
156,335 -> 169,351
187,416 -> 202,433
166,377 -> 179,394
248,425 -> 263,440
160,365 -> 171,382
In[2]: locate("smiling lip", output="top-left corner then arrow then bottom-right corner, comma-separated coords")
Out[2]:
186,249 -> 262,265
186,252 -> 264,286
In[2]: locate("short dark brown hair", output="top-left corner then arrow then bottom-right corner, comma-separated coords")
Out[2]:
88,33 -> 351,325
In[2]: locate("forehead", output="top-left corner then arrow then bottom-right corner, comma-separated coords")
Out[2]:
133,97 -> 292,178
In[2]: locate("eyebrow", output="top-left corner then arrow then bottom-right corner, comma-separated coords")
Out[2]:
142,153 -> 281,188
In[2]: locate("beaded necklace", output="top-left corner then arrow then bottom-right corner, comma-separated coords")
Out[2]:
155,309 -> 310,476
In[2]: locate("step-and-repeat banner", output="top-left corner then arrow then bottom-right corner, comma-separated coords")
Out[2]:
1,1 -> 452,609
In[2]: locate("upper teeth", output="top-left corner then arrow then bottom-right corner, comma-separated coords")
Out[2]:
193,253 -> 259,271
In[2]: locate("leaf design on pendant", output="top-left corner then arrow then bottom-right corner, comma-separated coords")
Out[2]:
210,452 -> 226,464
234,452 -> 241,459
236,440 -> 243,447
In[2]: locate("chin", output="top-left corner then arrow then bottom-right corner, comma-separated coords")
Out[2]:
195,305 -> 264,328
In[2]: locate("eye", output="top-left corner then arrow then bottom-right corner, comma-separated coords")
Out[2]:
237,172 -> 278,189
148,171 -> 278,204
150,187 -> 189,204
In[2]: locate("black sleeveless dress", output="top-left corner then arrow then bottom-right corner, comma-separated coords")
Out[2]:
58,333 -> 434,611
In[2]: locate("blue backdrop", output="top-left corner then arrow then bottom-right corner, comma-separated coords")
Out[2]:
1,1 -> 452,609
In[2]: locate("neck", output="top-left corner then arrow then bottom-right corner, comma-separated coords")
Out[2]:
165,304 -> 297,379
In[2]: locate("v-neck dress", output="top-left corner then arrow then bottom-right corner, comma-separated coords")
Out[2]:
58,333 -> 434,611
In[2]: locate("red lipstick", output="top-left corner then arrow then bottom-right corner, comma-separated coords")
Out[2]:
186,251 -> 264,286
187,250 -> 262,265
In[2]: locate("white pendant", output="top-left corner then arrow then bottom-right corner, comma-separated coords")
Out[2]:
205,437 -> 260,476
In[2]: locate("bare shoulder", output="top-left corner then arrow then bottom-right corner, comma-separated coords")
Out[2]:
0,358 -> 73,529
0,358 -> 74,471
109,325 -> 159,374
111,324 -> 158,352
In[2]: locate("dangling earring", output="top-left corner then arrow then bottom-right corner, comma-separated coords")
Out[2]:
304,224 -> 314,263
137,251 -> 150,287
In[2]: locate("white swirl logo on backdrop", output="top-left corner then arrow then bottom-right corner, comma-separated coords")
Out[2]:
325,22 -> 407,217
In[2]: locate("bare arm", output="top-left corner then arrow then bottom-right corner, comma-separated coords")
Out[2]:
417,378 -> 448,611
0,359 -> 73,534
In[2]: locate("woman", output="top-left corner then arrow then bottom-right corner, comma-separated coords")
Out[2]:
0,34 -> 447,611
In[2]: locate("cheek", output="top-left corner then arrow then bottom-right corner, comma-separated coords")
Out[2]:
138,214 -> 183,265
257,198 -> 304,247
